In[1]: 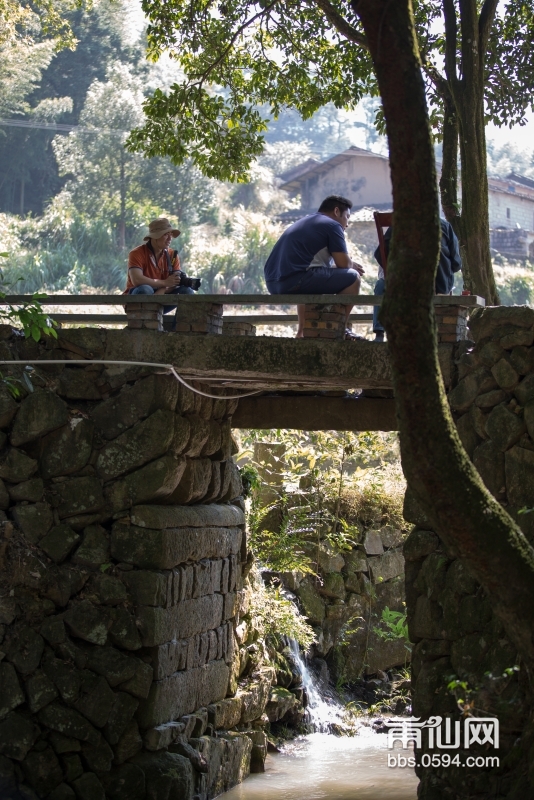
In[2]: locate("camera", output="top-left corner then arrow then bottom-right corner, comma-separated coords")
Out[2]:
179,272 -> 202,291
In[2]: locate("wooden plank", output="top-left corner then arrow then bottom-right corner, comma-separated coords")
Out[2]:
0,294 -> 485,307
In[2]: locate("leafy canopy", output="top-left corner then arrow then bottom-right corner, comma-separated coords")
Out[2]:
130,0 -> 534,181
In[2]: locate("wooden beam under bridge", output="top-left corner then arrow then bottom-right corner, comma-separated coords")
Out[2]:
231,394 -> 398,431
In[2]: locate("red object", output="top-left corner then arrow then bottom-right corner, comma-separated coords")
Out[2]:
461,290 -> 471,295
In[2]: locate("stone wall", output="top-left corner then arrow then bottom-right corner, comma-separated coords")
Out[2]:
0,327 -> 276,800
405,306 -> 534,800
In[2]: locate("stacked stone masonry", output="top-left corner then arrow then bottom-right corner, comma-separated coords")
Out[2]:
405,305 -> 534,800
0,326 -> 275,800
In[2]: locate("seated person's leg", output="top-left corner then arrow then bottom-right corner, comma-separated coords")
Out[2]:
163,285 -> 196,331
373,278 -> 386,341
129,285 -> 155,295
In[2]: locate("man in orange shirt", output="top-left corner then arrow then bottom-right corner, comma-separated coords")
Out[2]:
125,218 -> 194,323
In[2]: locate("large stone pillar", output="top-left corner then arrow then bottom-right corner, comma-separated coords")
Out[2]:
404,307 -> 534,799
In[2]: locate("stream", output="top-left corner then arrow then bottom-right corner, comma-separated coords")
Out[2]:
219,644 -> 418,800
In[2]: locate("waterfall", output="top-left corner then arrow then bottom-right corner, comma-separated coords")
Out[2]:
288,640 -> 349,734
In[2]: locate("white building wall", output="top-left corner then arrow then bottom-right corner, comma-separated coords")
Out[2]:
489,190 -> 534,231
308,157 -> 393,210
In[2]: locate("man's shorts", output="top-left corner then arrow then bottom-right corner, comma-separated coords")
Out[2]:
267,266 -> 359,295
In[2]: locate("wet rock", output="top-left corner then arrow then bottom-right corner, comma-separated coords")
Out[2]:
7,626 -> 45,675
10,390 -> 68,446
114,719 -> 143,764
40,525 -> 80,563
64,600 -> 111,645
25,669 -> 58,713
11,502 -> 53,543
265,687 -> 297,722
96,409 -> 176,481
40,419 -> 94,479
21,746 -> 63,796
72,525 -> 110,568
0,663 -> 25,719
103,692 -> 139,746
38,703 -> 101,746
74,672 -> 116,728
72,771 -> 106,800
91,374 -> 178,440
297,577 -> 326,624
0,711 -> 39,759
50,477 -> 105,520
0,448 -> 38,483
8,478 -> 44,503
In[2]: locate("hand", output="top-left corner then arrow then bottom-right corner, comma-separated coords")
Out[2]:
163,272 -> 182,288
353,262 -> 365,275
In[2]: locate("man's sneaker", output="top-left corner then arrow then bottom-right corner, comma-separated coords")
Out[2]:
374,331 -> 385,342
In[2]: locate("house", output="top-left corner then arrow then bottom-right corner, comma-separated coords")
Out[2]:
278,146 -> 392,220
280,146 -> 534,259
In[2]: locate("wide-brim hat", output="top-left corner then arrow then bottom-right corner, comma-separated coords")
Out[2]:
143,217 -> 181,241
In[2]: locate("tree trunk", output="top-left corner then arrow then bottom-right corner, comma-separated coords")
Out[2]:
351,0 -> 534,668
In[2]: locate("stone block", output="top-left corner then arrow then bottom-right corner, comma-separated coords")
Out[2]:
343,549 -> 368,573
265,687 -> 296,723
96,409 -> 176,481
7,626 -> 45,675
8,477 -> 44,502
184,415 -> 211,457
455,412 -> 480,459
403,529 -> 439,561
136,660 -> 230,728
25,669 -> 57,713
137,593 -> 224,646
84,647 -> 137,687
49,733 -> 81,755
165,458 -> 213,504
473,440 -> 505,497
91,374 -> 178,441
118,659 -> 153,699
132,752 -> 194,800
121,570 -> 172,607
75,673 -> 116,728
296,577 -> 325,624
72,772 -> 105,800
238,671 -> 273,723
0,448 -> 38,483
368,549 -> 405,582
106,455 -> 186,512
169,414 -> 190,456
0,383 -> 19,428
10,389 -> 68,446
114,719 -> 143,764
108,607 -> 142,651
478,341 -> 504,367
11,501 -> 53,543
58,368 -> 103,400
38,703 -> 101,746
71,524 -> 109,568
468,306 -> 534,341
40,525 -> 80,563
130,503 -> 245,530
448,367 -> 496,413
491,358 -> 519,391
318,572 -> 346,599
475,389 -> 507,409
103,693 -> 139,746
510,345 -> 534,375
410,595 -> 444,640
49,477 -> 105,520
111,522 -> 242,569
0,711 -> 39,760
64,600 -> 111,645
514,373 -> 534,406
143,721 -> 185,751
0,477 -> 8,509
316,541 -> 345,572
500,328 -> 534,349
40,419 -> 94,479
505,445 -> 534,506
0,663 -> 25,719
207,697 -> 243,730
21,746 -> 63,796
101,763 -> 145,800
363,530 -> 384,555
149,640 -> 188,680
85,573 -> 127,606
484,402 -> 525,451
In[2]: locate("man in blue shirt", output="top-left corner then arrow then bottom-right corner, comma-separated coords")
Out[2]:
264,195 -> 364,337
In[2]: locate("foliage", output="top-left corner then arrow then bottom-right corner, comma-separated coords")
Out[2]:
248,581 -> 315,649
372,606 -> 411,649
0,264 -> 58,341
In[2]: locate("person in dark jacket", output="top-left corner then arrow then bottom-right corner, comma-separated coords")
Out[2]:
372,218 -> 462,341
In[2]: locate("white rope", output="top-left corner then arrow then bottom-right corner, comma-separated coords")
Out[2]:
0,359 -> 262,400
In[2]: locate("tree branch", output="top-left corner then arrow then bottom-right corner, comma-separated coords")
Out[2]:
442,0 -> 459,87
312,0 -> 368,48
478,0 -> 498,57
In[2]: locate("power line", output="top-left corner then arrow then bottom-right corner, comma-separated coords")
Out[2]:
0,117 -> 128,136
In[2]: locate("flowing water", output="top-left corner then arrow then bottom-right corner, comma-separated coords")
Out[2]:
219,645 -> 418,800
